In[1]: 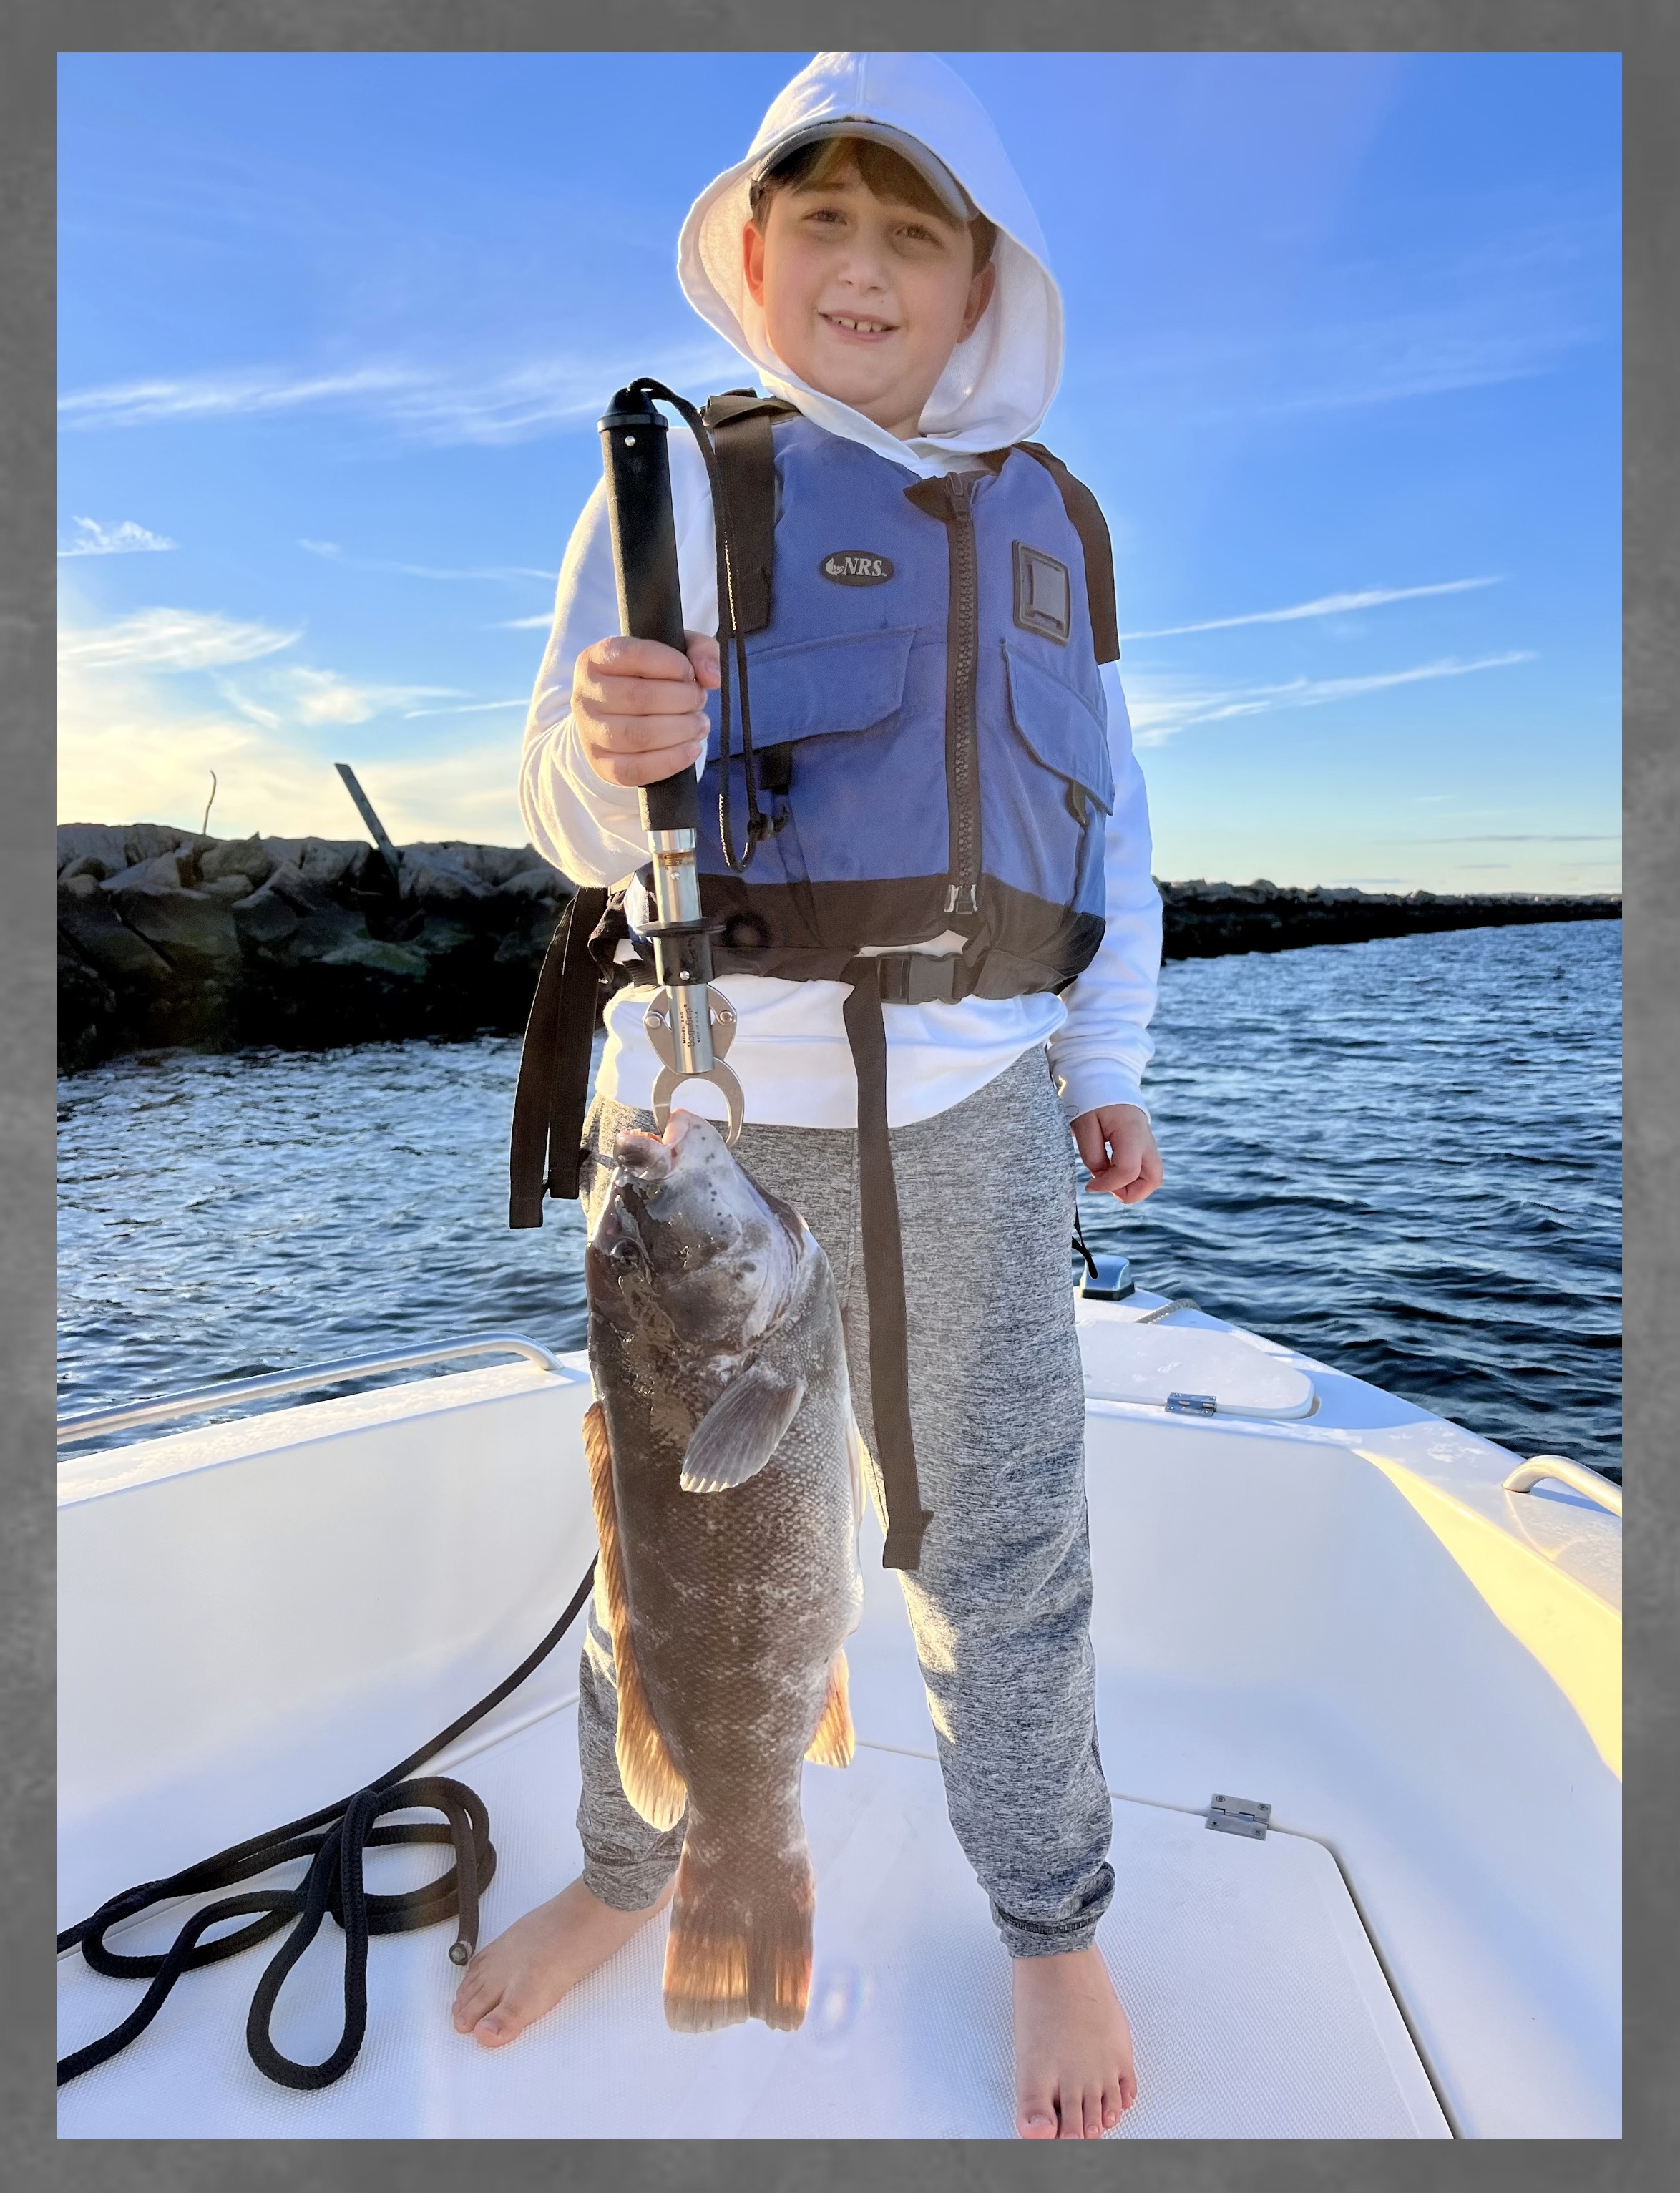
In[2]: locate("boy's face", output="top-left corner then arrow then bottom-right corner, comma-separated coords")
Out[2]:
741,163 -> 997,439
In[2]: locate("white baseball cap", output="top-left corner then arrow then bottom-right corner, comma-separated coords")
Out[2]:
751,117 -> 979,225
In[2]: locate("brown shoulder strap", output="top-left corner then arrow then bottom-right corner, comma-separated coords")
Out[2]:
1012,442 -> 1120,664
700,391 -> 798,635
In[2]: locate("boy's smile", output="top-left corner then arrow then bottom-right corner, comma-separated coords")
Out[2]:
742,165 -> 997,439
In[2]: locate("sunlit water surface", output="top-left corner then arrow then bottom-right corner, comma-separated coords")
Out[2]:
57,920 -> 1621,1476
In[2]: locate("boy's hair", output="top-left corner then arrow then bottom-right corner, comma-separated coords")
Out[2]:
749,135 -> 998,273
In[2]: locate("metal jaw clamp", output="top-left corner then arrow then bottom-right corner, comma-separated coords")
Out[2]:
640,828 -> 744,1143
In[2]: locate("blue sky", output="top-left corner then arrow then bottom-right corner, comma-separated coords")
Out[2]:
57,50 -> 1620,892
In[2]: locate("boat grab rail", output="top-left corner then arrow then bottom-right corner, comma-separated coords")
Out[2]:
56,1333 -> 572,1448
1502,1454 -> 1622,1519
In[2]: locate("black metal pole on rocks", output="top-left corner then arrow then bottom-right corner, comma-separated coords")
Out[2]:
334,763 -> 403,890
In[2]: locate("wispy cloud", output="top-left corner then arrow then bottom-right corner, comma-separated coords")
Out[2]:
57,516 -> 176,559
58,365 -> 422,431
57,607 -> 298,673
497,613 -> 557,630
300,538 -> 555,587
1120,577 -> 1499,643
59,338 -> 740,447
213,663 -> 475,733
401,698 -> 529,719
1127,650 -> 1535,746
1081,234 -> 1606,428
58,602 -> 530,841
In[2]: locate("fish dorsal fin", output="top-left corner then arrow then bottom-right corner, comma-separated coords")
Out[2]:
583,1400 -> 688,1831
680,1364 -> 805,1493
805,1650 -> 855,1769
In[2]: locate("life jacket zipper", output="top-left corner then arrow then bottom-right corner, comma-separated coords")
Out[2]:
943,472 -> 981,918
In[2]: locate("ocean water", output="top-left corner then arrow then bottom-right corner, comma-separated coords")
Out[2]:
57,919 -> 1622,1478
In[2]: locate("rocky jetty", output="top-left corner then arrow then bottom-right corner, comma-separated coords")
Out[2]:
57,824 -> 1621,1073
1156,877 -> 1621,960
57,823 -> 570,1073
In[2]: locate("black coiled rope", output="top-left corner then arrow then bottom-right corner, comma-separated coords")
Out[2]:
57,1558 -> 597,2092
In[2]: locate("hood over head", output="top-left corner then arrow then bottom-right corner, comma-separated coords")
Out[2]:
678,52 -> 1063,456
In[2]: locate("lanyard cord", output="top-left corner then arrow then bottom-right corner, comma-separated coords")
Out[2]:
57,1558 -> 598,2093
623,378 -> 767,875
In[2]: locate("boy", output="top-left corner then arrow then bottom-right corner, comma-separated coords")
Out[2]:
454,52 -> 1163,2140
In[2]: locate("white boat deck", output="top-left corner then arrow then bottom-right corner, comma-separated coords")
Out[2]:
57,1510 -> 1448,2140
57,1301 -> 1619,2140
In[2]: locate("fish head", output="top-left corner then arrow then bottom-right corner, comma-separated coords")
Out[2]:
589,1111 -> 806,1354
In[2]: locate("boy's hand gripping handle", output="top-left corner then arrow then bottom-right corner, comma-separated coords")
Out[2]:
598,385 -> 743,1142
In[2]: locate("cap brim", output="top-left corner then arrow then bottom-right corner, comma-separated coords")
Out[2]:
753,118 -> 977,225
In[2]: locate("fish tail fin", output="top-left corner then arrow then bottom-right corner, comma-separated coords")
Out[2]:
663,1834 -> 814,2033
805,1649 -> 855,1768
583,1399 -> 688,1831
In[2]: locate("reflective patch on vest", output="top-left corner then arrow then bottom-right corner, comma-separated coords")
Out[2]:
1013,542 -> 1071,644
819,550 -> 895,585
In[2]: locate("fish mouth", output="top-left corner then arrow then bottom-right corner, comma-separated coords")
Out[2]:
612,1120 -> 681,1183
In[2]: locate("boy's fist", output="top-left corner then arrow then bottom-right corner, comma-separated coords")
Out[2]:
573,632 -> 721,788
1072,1105 -> 1163,1204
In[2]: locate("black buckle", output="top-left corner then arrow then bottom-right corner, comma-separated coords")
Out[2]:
874,954 -> 967,1007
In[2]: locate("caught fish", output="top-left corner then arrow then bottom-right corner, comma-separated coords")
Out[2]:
584,1110 -> 864,2032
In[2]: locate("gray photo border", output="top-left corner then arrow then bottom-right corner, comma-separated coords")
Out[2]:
8,1 -> 1665,2188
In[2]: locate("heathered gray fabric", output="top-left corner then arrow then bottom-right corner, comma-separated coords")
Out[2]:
575,1042 -> 1114,1957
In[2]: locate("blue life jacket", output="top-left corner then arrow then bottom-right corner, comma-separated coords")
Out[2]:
693,398 -> 1120,1003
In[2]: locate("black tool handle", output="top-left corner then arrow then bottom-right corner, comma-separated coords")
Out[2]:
599,385 -> 698,837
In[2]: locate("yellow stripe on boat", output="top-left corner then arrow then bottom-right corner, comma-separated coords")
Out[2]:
1355,1449 -> 1621,1778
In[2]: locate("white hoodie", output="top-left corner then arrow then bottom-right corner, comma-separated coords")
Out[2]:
519,51 -> 1161,1131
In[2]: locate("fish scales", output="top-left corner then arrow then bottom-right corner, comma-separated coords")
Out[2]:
585,1112 -> 863,2032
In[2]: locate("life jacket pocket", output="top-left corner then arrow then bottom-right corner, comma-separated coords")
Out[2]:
992,638 -> 1113,922
703,625 -> 917,764
702,625 -> 944,893
1000,641 -> 1115,815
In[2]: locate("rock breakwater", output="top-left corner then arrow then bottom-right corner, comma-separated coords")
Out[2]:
57,824 -> 1621,1073
1156,876 -> 1621,959
57,823 -> 569,1073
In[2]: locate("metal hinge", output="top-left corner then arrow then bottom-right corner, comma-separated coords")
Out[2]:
1207,1793 -> 1271,1840
1166,1391 -> 1217,1415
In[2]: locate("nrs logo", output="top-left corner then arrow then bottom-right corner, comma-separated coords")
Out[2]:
819,550 -> 894,585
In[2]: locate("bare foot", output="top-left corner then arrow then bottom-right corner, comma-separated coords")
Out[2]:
451,1873 -> 675,2048
1012,1945 -> 1138,2139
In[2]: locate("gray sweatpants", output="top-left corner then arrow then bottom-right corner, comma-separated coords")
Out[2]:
575,1042 -> 1114,1958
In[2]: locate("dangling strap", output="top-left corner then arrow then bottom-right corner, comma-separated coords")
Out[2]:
699,390 -> 796,635
841,959 -> 934,1572
508,886 -> 610,1226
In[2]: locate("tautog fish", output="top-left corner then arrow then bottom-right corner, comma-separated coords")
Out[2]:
584,1111 -> 863,2032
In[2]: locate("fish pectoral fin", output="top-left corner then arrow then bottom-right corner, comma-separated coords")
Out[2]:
805,1649 -> 856,1769
680,1364 -> 806,1493
584,1400 -> 688,1831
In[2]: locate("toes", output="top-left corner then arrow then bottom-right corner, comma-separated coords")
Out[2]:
451,1971 -> 499,2033
1083,2090 -> 1105,2140
1017,2091 -> 1058,2139
473,1985 -> 541,2048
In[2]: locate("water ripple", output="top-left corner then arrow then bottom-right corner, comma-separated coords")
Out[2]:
57,922 -> 1621,1477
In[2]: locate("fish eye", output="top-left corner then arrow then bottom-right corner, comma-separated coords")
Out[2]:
608,1236 -> 647,1269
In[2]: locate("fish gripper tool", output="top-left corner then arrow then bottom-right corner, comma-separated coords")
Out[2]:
600,381 -> 746,1143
